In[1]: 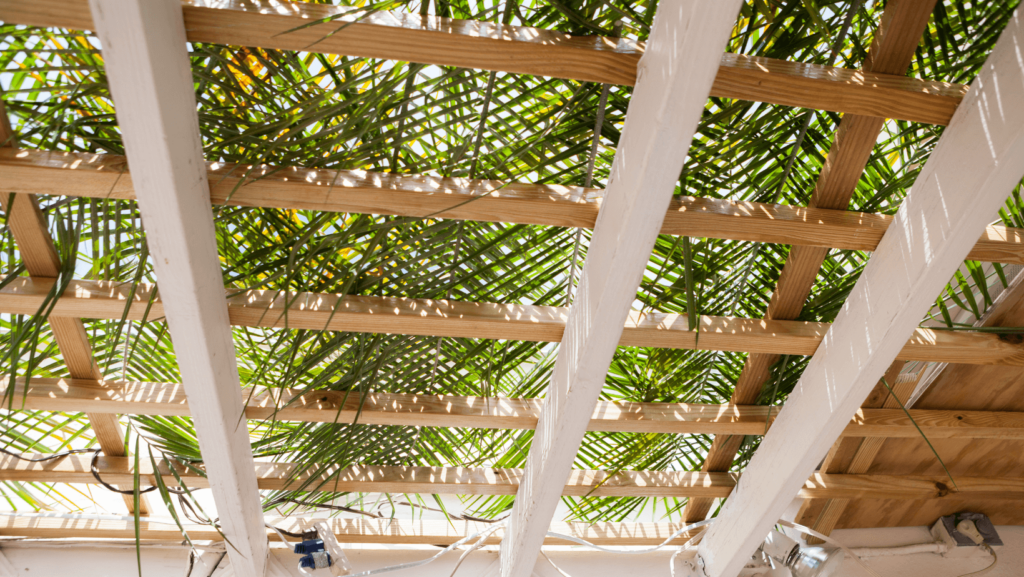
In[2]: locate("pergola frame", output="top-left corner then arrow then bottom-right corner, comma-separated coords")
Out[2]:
0,1 -> 1023,577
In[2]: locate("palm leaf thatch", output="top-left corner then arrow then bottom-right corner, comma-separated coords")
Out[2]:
1,0 -> 1022,526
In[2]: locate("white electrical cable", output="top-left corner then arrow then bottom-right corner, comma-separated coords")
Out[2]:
777,520 -> 882,577
540,550 -> 573,577
543,518 -> 716,555
848,542 -> 948,557
956,543 -> 998,577
668,528 -> 710,577
265,523 -> 316,577
446,528 -> 493,577
341,521 -> 507,577
0,509 -> 899,577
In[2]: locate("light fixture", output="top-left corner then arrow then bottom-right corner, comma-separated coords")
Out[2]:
753,530 -> 845,577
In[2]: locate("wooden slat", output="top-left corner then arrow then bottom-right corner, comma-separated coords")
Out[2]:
0,92 -> 144,514
88,0 -> 267,574
4,149 -> 1022,264
0,454 -> 737,498
0,0 -> 965,124
3,454 -> 1022,502
2,276 -> 1023,365
683,0 -> 941,525
694,8 -> 1024,574
710,53 -> 962,125
10,376 -> 1024,440
5,377 -> 775,435
0,515 -> 704,546
499,4 -> 745,575
838,269 -> 1024,529
801,369 -> 920,543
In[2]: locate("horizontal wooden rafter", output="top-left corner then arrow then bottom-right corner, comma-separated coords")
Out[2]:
2,453 -> 1020,501
4,149 -> 1020,264
9,377 -> 1024,440
0,1 -> 965,124
0,515 -> 703,545
2,276 -> 1024,365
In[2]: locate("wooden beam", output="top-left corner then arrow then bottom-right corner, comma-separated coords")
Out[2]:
683,0 -> 941,525
803,267 -> 1024,536
3,454 -> 1023,502
0,515 -> 705,546
2,276 -> 1023,365
800,368 -> 919,544
86,0 -> 267,574
694,10 -> 1024,576
0,1 -> 965,124
500,3 -> 743,577
4,149 -> 1023,264
10,376 -> 1024,440
0,88 -> 145,514
0,454 -> 737,498
0,454 -> 1016,502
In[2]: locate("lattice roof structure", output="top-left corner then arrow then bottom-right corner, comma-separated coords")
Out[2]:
1,0 -> 1024,575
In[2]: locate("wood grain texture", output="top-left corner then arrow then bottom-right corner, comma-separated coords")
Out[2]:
0,102 -> 143,513
0,1 -> 965,123
0,515 -> 706,546
498,4 -> 745,575
5,149 -> 1022,263
3,276 -> 1023,364
3,454 -> 1018,502
88,0 -> 266,573
4,378 -> 775,435
801,367 -> 915,542
0,454 -> 740,498
841,268 -> 1024,524
12,376 -> 1024,440
697,6 -> 1024,573
711,54 -> 961,125
684,0 -> 941,526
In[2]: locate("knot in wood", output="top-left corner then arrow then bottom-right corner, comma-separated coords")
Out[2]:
997,332 -> 1024,345
934,481 -> 951,497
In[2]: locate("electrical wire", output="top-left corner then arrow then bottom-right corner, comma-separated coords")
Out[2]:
957,543 -> 998,577
778,520 -> 882,577
544,518 -> 715,555
446,528 -> 492,577
378,500 -> 508,524
343,522 -> 507,577
86,449 -> 160,495
184,549 -> 196,577
0,447 -> 197,498
0,447 -> 99,462
540,550 -> 574,577
269,497 -> 384,519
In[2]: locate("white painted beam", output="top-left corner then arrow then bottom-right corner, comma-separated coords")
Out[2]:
87,1 -> 268,575
497,2 -> 743,576
695,10 -> 1024,577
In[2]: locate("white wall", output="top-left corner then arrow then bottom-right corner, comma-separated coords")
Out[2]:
0,526 -> 1019,577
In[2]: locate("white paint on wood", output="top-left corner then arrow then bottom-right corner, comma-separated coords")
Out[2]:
695,10 -> 1024,577
86,0 -> 268,575
497,2 -> 743,576
0,549 -> 18,577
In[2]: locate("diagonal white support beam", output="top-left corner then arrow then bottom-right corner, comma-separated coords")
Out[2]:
695,10 -> 1024,577
87,0 -> 268,575
498,2 -> 743,576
